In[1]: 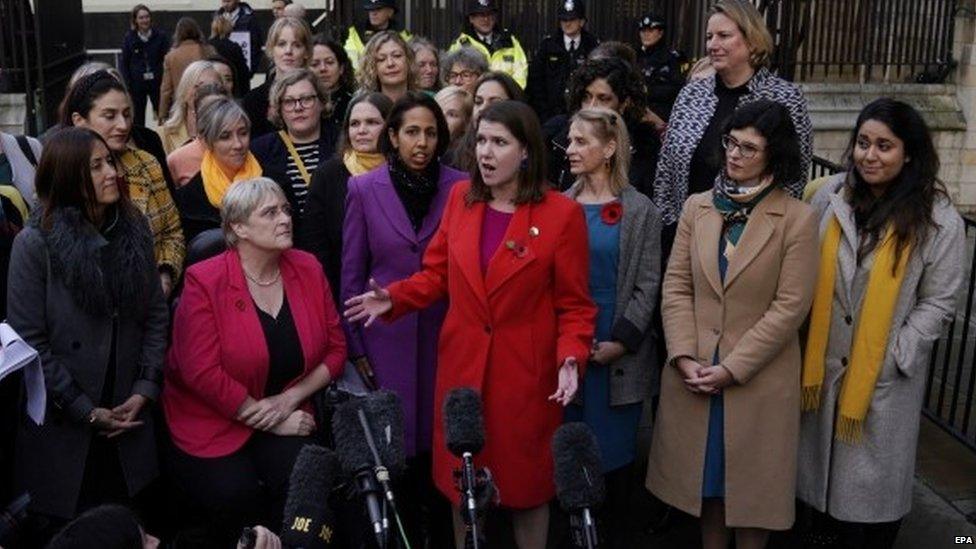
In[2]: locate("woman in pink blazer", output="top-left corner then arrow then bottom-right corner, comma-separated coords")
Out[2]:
163,177 -> 345,546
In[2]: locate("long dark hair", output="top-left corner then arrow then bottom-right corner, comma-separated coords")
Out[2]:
58,70 -> 128,127
844,98 -> 946,268
381,91 -> 451,159
313,34 -> 356,94
35,128 -> 133,230
467,100 -> 547,205
722,99 -> 801,185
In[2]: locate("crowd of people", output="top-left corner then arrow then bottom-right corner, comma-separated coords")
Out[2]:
0,0 -> 966,548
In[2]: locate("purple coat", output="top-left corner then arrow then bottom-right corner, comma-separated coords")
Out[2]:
341,163 -> 467,456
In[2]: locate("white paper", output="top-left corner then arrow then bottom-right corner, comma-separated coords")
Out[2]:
0,322 -> 46,425
229,31 -> 253,72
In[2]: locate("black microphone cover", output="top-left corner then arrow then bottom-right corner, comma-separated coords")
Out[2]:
443,387 -> 485,456
331,390 -> 406,478
281,444 -> 340,548
552,422 -> 606,512
362,390 -> 407,477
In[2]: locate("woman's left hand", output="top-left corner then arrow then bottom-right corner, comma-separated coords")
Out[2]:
159,271 -> 173,299
549,358 -> 580,406
685,365 -> 735,394
591,341 -> 626,365
240,393 -> 299,431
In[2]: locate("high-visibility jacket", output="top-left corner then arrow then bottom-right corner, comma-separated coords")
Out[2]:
344,24 -> 413,72
448,29 -> 528,88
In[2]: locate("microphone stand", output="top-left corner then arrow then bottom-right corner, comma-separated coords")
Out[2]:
569,509 -> 598,549
459,452 -> 482,549
357,408 -> 400,548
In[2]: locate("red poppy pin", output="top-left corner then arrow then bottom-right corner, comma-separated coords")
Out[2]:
600,202 -> 623,225
505,239 -> 529,258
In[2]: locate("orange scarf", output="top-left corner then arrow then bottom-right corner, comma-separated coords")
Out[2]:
200,149 -> 263,208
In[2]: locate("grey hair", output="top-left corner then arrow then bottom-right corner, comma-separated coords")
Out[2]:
196,95 -> 250,148
440,46 -> 488,85
221,177 -> 287,247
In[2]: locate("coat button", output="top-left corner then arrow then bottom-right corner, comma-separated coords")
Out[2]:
844,315 -> 853,325
71,341 -> 81,350
484,325 -> 492,334
841,357 -> 849,367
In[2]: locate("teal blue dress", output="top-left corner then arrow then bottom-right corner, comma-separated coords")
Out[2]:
701,238 -> 729,498
565,202 -> 643,472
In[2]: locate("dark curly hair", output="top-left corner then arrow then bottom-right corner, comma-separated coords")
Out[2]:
313,34 -> 356,95
566,57 -> 647,122
722,99 -> 802,189
844,97 -> 947,270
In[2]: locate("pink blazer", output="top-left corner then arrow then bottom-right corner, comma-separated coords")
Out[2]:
163,248 -> 346,457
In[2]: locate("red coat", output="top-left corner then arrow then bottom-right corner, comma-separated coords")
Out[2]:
387,182 -> 595,508
163,248 -> 346,458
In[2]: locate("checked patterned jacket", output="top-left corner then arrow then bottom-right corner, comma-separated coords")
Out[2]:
653,67 -> 813,226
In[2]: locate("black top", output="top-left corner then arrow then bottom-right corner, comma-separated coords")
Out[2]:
255,294 -> 303,397
687,76 -> 750,196
526,29 -> 599,122
173,172 -> 220,245
212,38 -> 252,98
387,154 -> 439,232
302,155 -> 352,304
637,42 -> 685,122
243,79 -> 276,139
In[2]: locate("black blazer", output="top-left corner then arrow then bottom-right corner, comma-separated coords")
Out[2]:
301,155 -> 351,304
211,38 -> 252,98
242,79 -> 275,139
173,172 -> 220,246
249,124 -> 339,217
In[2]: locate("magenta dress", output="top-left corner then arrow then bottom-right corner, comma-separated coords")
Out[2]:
480,207 -> 514,273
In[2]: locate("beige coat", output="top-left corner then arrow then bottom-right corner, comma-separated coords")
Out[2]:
159,41 -> 213,121
797,175 -> 966,522
646,188 -> 819,530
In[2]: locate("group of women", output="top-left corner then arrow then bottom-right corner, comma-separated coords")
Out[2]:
3,1 -> 965,548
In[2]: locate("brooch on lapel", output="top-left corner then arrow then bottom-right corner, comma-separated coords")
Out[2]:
600,202 -> 623,226
505,239 -> 529,259
529,226 -> 540,238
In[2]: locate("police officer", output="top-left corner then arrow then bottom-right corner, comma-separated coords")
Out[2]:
448,0 -> 528,88
344,0 -> 412,72
636,13 -> 684,124
527,0 -> 599,123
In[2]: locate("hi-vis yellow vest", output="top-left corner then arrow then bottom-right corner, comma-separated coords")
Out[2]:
344,26 -> 414,72
448,32 -> 528,89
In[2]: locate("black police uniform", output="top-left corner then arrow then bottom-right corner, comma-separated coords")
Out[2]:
527,29 -> 599,122
637,42 -> 684,122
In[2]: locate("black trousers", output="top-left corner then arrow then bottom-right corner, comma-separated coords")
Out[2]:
129,79 -> 161,127
166,432 -> 313,547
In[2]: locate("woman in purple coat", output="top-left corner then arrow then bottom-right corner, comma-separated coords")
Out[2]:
341,91 -> 465,545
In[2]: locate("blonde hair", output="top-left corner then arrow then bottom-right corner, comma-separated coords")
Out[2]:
164,60 -> 218,132
264,16 -> 312,68
709,0 -> 774,68
210,15 -> 233,39
434,85 -> 473,136
569,108 -> 632,196
357,31 -> 417,93
268,68 -> 331,129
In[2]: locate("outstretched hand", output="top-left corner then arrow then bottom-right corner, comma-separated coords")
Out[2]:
344,278 -> 392,327
548,357 -> 580,406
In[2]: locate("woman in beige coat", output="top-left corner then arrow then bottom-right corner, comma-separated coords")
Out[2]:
797,99 -> 965,548
647,100 -> 818,549
159,17 -> 214,121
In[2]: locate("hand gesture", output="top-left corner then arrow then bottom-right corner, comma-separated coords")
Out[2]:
270,410 -> 316,437
344,278 -> 392,327
90,405 -> 144,438
548,357 -> 580,406
239,393 -> 299,431
685,365 -> 735,395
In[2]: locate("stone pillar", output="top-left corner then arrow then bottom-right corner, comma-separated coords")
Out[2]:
952,0 -> 976,212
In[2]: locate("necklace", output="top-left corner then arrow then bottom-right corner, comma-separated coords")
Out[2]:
244,268 -> 281,287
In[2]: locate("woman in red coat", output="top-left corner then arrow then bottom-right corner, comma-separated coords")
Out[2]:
346,100 -> 596,548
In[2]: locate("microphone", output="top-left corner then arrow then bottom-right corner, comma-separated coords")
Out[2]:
443,387 -> 489,549
332,390 -> 406,548
281,445 -> 340,549
553,423 -> 605,549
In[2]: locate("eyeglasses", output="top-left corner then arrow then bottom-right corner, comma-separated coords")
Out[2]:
448,69 -> 478,81
721,134 -> 764,159
282,94 -> 319,112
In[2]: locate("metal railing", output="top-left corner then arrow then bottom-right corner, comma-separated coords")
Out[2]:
812,155 -> 976,451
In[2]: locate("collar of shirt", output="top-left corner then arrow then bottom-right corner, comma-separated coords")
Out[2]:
478,32 -> 493,45
138,29 -> 152,42
224,7 -> 240,23
564,34 -> 579,51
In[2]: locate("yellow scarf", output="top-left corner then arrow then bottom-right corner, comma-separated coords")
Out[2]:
343,150 -> 385,176
802,216 -> 911,443
200,150 -> 263,208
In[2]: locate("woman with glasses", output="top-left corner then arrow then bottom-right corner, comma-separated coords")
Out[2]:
647,100 -> 819,549
243,17 -> 312,139
250,69 -> 337,241
441,46 -> 488,94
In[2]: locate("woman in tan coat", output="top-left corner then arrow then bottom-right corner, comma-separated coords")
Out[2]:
646,100 -> 819,548
159,17 -> 214,121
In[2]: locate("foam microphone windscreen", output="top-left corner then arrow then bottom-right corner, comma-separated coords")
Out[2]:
331,398 -> 374,477
552,422 -> 606,512
361,390 -> 407,477
443,387 -> 485,456
281,445 -> 340,548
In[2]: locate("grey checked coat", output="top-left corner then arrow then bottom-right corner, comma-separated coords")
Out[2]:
797,174 -> 966,522
652,68 -> 813,226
